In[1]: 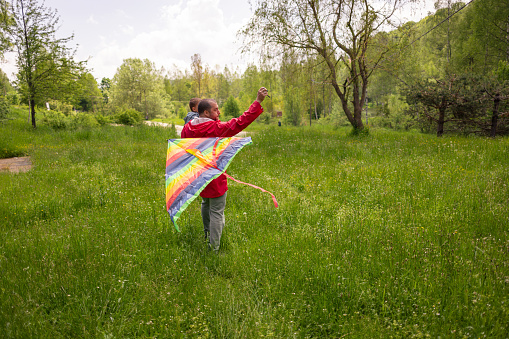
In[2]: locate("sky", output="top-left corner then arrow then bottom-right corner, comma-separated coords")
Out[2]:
1,0 -> 436,82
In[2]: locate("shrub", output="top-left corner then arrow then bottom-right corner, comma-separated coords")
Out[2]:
114,108 -> 143,125
48,100 -> 73,115
0,96 -> 9,121
94,114 -> 112,126
68,112 -> 99,129
8,92 -> 19,106
41,110 -> 68,129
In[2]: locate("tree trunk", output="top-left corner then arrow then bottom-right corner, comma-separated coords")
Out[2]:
490,93 -> 500,138
328,86 -> 332,117
309,97 -> 312,126
28,77 -> 36,128
30,98 -> 36,128
437,106 -> 446,137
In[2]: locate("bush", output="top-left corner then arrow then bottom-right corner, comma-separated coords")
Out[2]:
41,110 -> 68,129
0,96 -> 9,121
114,108 -> 143,125
48,100 -> 73,115
8,92 -> 19,106
68,112 -> 100,129
94,114 -> 112,126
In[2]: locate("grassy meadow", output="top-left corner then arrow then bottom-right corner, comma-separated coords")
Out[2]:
0,115 -> 508,338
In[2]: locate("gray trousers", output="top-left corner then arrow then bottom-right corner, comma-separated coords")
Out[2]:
201,192 -> 227,251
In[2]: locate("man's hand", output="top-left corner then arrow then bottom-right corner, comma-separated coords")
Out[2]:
256,87 -> 269,103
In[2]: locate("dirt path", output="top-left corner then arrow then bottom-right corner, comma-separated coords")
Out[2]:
0,156 -> 32,173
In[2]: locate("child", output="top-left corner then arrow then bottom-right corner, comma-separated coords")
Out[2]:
183,98 -> 200,125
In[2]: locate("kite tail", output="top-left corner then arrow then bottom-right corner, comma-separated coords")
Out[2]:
223,173 -> 279,208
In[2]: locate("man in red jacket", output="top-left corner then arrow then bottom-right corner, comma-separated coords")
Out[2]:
181,87 -> 268,252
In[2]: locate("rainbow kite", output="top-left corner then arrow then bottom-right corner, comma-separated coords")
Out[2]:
166,137 -> 278,231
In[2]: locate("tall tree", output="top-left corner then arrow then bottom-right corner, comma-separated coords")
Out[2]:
0,0 -> 13,57
190,53 -> 203,97
99,77 -> 110,103
72,72 -> 101,112
110,58 -> 165,120
241,0 -> 405,130
5,0 -> 83,128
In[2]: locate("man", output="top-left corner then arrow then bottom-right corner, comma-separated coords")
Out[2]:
183,97 -> 200,125
181,87 -> 268,252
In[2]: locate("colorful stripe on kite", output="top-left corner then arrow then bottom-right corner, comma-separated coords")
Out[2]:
165,137 -> 253,231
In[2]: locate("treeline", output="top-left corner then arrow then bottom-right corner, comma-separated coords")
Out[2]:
0,0 -> 508,136
367,0 -> 509,136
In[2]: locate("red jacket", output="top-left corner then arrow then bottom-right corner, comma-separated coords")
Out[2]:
181,101 -> 263,198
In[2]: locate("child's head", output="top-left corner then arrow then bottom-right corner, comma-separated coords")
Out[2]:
189,98 -> 201,112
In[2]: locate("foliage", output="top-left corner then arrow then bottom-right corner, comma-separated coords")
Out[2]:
48,100 -> 73,115
7,91 -> 18,105
370,93 -> 413,131
176,105 -> 187,119
5,0 -> 84,128
282,85 -> 301,126
93,113 -> 111,126
99,77 -> 111,103
114,107 -> 143,126
190,53 -> 203,97
72,72 -> 102,112
0,120 -> 508,337
496,60 -> 509,81
41,110 -> 67,129
68,112 -> 99,129
222,95 -> 240,118
0,95 -> 9,120
405,73 -> 509,137
0,135 -> 24,158
241,0 -> 407,130
317,101 -> 351,128
0,68 -> 12,95
110,58 -> 166,120
257,111 -> 271,124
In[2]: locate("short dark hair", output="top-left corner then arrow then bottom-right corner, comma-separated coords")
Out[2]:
198,99 -> 216,115
189,98 -> 201,111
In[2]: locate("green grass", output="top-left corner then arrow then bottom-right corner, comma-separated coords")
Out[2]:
0,118 -> 508,338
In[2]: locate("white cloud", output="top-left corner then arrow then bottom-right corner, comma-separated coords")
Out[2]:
91,0 -> 249,79
86,15 -> 98,25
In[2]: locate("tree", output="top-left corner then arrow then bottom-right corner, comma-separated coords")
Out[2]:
283,85 -> 302,126
222,95 -> 240,117
72,72 -> 101,112
166,66 -> 192,102
0,67 -> 12,95
405,74 -> 489,137
241,0 -> 405,131
0,0 -> 13,57
190,53 -> 203,97
110,58 -> 166,120
5,0 -> 83,128
100,77 -> 111,104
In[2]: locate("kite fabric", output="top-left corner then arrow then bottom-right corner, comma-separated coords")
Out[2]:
165,137 -> 278,231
